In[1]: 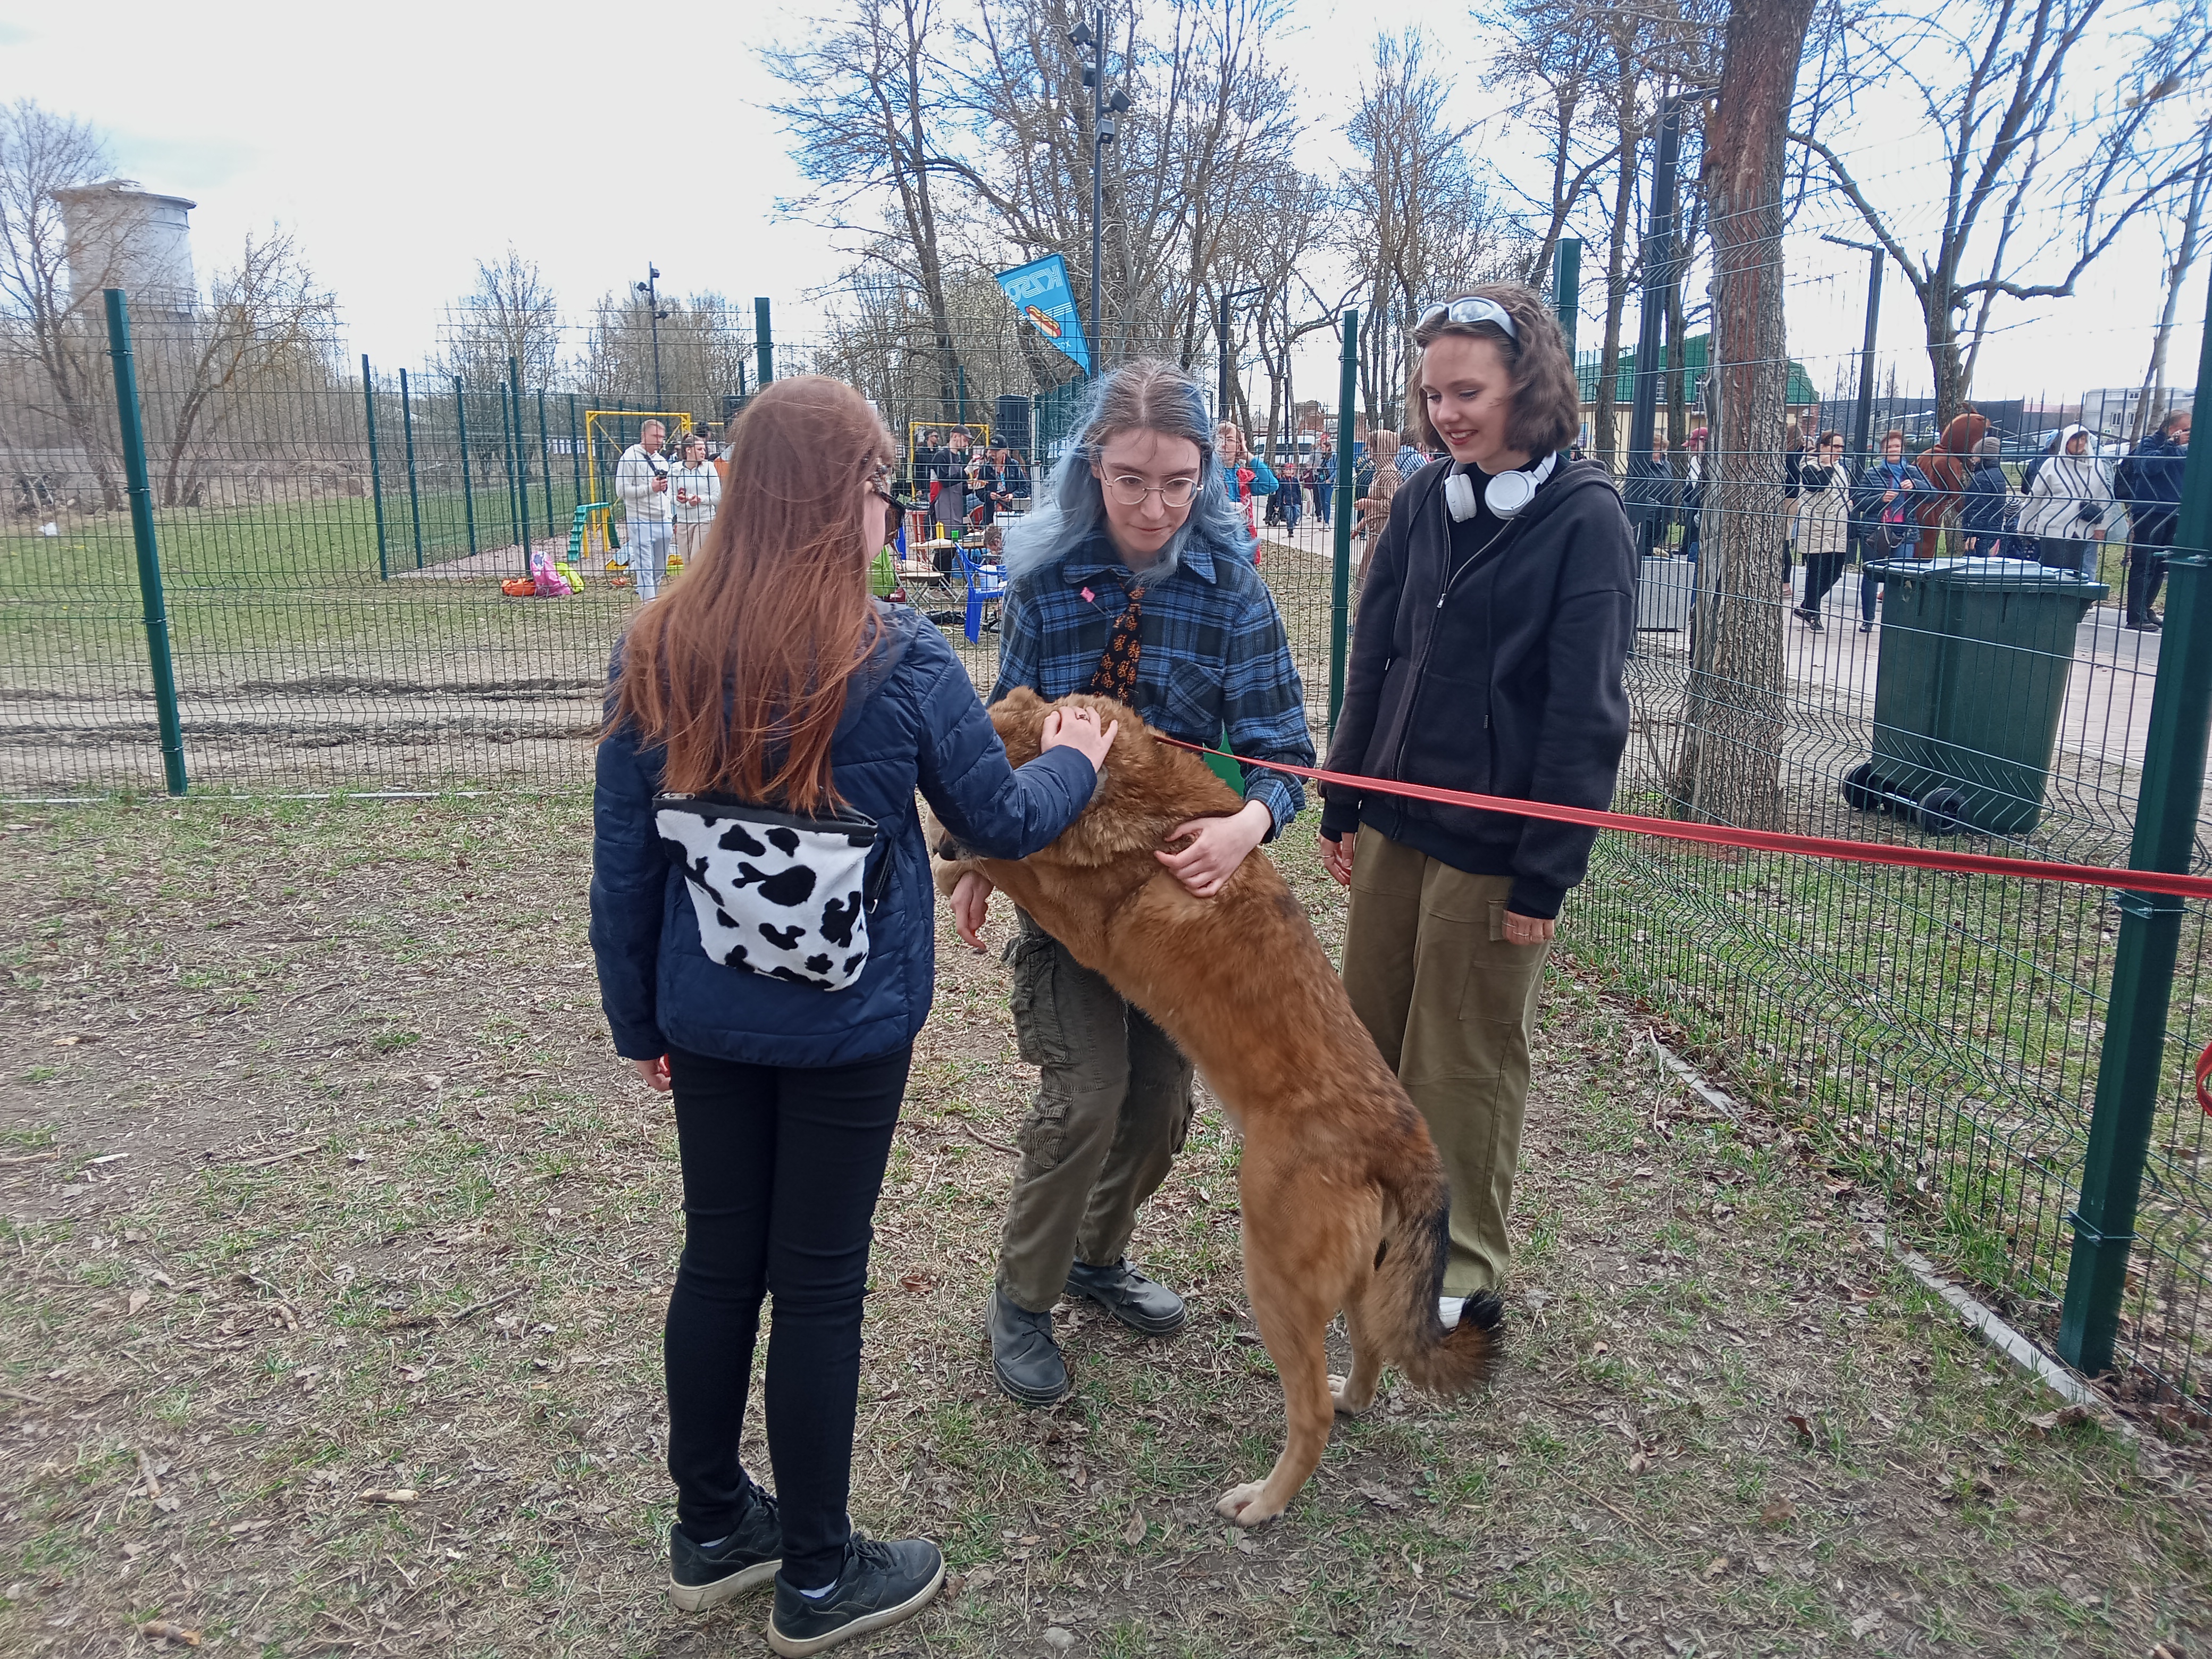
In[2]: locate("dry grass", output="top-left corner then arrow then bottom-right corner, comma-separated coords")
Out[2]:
1,795 -> 2208,1657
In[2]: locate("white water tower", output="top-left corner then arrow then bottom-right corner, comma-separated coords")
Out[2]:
54,179 -> 197,321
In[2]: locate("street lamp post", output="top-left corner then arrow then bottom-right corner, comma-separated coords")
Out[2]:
1069,14 -> 1129,374
634,264 -> 671,409
1820,233 -> 1884,470
1216,286 -> 1264,426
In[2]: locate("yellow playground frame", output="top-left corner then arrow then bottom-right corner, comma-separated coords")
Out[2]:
581,410 -> 697,573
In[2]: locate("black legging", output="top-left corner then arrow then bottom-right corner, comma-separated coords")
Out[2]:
664,1042 -> 911,1587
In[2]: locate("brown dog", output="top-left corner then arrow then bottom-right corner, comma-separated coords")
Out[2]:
931,688 -> 1498,1527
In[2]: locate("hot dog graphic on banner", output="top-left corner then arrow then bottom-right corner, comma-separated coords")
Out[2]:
995,255 -> 1092,376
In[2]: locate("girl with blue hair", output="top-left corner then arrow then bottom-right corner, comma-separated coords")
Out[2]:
958,358 -> 1317,1407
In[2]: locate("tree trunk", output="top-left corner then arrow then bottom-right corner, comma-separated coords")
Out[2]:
2136,145 -> 2210,439
1669,0 -> 1815,831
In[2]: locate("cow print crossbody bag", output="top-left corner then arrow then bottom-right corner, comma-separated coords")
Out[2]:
655,797 -> 895,991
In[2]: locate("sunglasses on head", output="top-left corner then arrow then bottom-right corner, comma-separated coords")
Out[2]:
1418,297 -> 1519,341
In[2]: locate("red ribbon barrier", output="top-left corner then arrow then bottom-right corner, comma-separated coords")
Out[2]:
1157,738 -> 2212,904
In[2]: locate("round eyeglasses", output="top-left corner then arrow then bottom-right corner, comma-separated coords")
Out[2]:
1104,474 -> 1199,509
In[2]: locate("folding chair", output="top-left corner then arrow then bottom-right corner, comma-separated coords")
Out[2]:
958,543 -> 1008,643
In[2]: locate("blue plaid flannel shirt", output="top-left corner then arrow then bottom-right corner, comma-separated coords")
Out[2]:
990,530 -> 1313,833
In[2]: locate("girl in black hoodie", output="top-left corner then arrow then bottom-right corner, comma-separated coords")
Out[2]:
1319,284 -> 1636,1331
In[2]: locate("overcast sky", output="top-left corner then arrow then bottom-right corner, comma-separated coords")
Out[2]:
5,0 -> 2198,416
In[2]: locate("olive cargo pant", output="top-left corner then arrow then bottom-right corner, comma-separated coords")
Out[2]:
994,910 -> 1194,1314
1341,832 -> 1551,1297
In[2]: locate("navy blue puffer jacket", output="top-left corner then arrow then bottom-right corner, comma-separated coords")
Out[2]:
591,604 -> 1096,1067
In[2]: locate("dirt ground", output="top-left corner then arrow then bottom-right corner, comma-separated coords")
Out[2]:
1,795 -> 2207,1657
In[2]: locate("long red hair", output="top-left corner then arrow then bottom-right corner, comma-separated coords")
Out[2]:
607,376 -> 892,809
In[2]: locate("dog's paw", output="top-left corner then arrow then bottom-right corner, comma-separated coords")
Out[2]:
1327,1373 -> 1370,1417
1216,1481 -> 1281,1528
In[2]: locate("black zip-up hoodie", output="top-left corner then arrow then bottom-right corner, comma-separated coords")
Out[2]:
1318,456 -> 1636,919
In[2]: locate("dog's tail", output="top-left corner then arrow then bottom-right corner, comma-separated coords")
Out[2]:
1370,1154 -> 1501,1396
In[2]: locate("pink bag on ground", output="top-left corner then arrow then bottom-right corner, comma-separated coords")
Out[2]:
530,550 -> 573,597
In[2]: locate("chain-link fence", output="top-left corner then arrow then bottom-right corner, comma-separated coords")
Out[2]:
4,281 -> 2209,1418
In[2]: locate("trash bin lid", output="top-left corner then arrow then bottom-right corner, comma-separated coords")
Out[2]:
1869,556 -> 2109,598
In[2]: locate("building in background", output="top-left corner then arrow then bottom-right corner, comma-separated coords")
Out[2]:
53,179 -> 197,321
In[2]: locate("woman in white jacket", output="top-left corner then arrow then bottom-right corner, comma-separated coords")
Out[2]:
2018,425 -> 2113,578
669,433 -> 723,571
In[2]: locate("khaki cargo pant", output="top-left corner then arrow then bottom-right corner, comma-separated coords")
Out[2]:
994,910 -> 1194,1314
1341,831 -> 1551,1297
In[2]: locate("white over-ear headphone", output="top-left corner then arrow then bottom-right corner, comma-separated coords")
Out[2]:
1444,450 -> 1559,522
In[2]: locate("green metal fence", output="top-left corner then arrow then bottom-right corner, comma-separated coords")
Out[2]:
6,289 -> 2210,1418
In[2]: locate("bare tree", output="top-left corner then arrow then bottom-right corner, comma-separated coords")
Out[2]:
583,290 -> 753,429
1481,0 -> 1623,287
1669,0 -> 1816,829
434,247 -> 563,390
152,228 -> 336,506
0,101 -> 136,508
1789,0 -> 2208,424
768,0 -> 965,414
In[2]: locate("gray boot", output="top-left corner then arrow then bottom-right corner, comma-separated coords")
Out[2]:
988,1287 -> 1068,1406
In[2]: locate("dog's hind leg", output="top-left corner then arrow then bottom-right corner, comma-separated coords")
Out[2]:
1329,1274 -> 1387,1418
1216,1172 -> 1369,1528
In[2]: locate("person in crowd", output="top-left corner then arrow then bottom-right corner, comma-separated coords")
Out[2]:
1792,430 -> 1853,630
2018,424 -> 2115,579
669,433 -> 723,573
2117,408 -> 2192,631
1781,420 -> 1806,580
1851,430 -> 1931,631
616,419 -> 676,601
1679,428 -> 1705,564
1319,284 -> 1634,1333
1958,433 -> 2013,558
969,445 -> 1003,529
1213,423 -> 1278,544
1354,428 -> 1404,579
1279,450 -> 1304,533
951,359 -> 1316,1407
931,427 -> 973,539
916,430 -> 941,515
1394,434 -> 1426,477
988,443 -> 1030,517
1314,441 -> 1336,528
592,376 -> 1115,1654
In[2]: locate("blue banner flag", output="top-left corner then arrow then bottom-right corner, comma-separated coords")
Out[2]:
996,255 -> 1091,376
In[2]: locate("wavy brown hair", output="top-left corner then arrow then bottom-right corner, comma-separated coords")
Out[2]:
1406,283 -> 1581,458
606,376 -> 893,810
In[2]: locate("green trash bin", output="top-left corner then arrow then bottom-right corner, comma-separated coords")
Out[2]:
1843,557 -> 2108,836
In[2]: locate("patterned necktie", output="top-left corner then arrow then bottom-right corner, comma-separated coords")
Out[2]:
1087,586 -> 1145,702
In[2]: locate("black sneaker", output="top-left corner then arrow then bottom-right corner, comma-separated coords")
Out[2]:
768,1535 -> 945,1656
1065,1258 -> 1186,1336
669,1488 -> 782,1611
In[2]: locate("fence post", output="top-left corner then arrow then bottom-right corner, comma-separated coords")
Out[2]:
102,289 -> 188,797
400,367 -> 425,569
568,393 -> 583,506
1328,307 -> 1359,737
2057,276 -> 2212,1378
509,358 -> 533,566
755,297 -> 774,387
538,388 -> 555,531
455,378 -> 479,557
362,354 -> 389,581
497,380 -> 519,564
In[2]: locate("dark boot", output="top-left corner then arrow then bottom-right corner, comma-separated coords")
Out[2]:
988,1287 -> 1068,1405
1065,1258 -> 1186,1336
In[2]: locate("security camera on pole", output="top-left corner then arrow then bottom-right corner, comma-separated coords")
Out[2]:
1068,13 -> 1131,374
634,264 -> 671,410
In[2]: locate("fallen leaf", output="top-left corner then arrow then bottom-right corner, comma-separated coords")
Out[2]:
1849,1609 -> 1886,1640
1702,1555 -> 1729,1580
1122,1509 -> 1147,1546
965,1565 -> 996,1589
1018,1533 -> 1040,1546
1759,1499 -> 1796,1528
2023,1405 -> 2091,1435
357,1488 -> 419,1504
1628,1451 -> 1652,1476
1591,1341 -> 1610,1356
1785,1413 -> 1814,1443
52,1036 -> 79,1047
140,1621 -> 202,1647
1356,1481 -> 1407,1512
898,1271 -> 936,1294
127,1289 -> 151,1317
